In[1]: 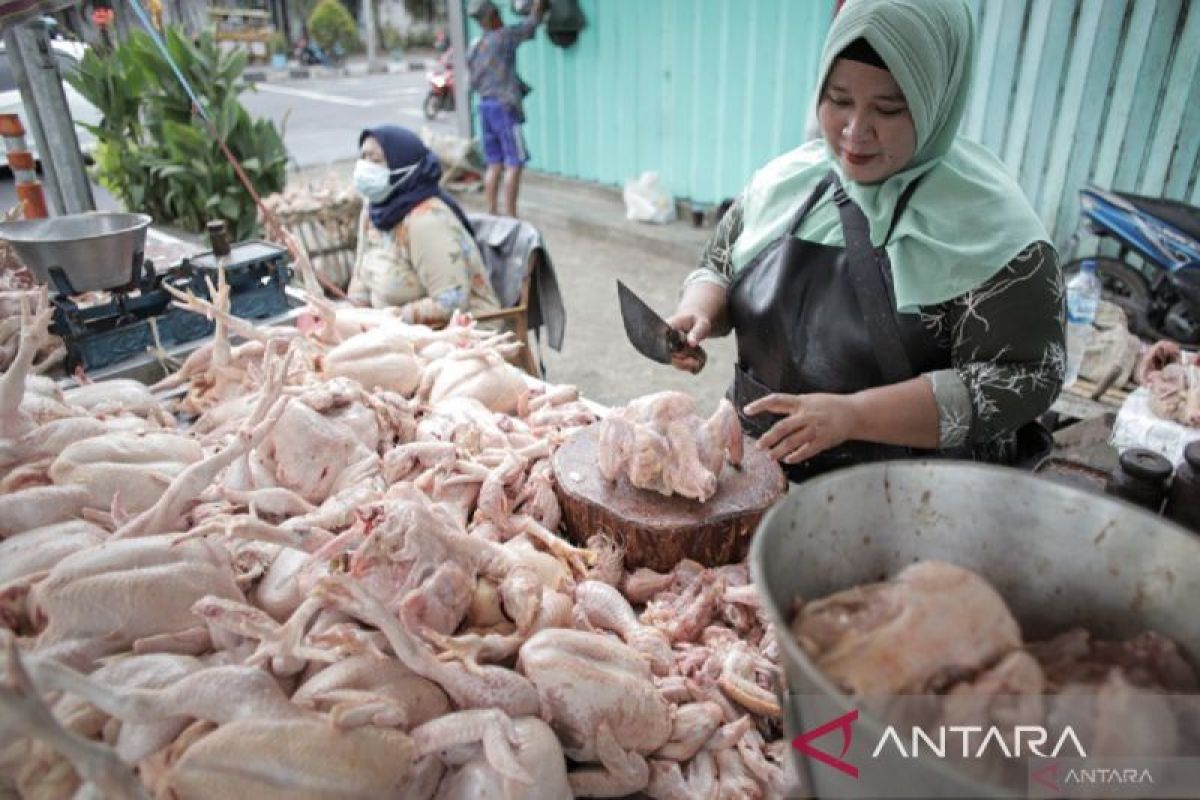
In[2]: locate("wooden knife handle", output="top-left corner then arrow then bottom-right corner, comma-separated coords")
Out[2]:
681,344 -> 707,374
668,328 -> 707,373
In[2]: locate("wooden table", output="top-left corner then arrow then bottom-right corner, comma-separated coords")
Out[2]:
1051,373 -> 1135,421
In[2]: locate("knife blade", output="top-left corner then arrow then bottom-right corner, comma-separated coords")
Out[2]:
617,280 -> 707,373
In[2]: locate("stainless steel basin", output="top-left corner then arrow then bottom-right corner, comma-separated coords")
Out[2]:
0,212 -> 152,293
750,460 -> 1200,798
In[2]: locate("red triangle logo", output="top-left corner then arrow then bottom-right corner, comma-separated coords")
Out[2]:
792,708 -> 860,778
1031,762 -> 1060,792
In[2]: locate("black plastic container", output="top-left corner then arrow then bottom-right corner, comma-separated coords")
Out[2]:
1105,448 -> 1173,513
1165,441 -> 1200,533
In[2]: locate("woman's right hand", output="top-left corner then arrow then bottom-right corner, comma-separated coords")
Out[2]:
665,311 -> 711,373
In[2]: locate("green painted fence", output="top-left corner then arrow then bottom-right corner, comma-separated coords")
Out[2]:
469,0 -> 1200,251
965,0 -> 1200,254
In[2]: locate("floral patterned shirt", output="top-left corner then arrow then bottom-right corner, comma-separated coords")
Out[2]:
686,198 -> 1066,462
350,197 -> 501,324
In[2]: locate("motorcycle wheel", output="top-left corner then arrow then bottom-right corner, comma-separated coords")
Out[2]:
1062,256 -> 1151,320
423,91 -> 442,120
1162,301 -> 1200,345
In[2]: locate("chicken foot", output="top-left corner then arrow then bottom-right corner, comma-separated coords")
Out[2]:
114,351 -> 292,539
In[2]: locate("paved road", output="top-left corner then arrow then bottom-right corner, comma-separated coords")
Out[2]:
0,67 -> 455,213
242,68 -> 457,169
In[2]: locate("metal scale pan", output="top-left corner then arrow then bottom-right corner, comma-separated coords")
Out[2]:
0,211 -> 152,295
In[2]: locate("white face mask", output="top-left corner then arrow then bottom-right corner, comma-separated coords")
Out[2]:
352,159 -> 398,202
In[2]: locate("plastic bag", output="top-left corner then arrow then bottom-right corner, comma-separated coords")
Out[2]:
1111,386 -> 1200,466
623,171 -> 677,225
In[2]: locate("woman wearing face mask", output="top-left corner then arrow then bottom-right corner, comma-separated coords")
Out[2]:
668,0 -> 1065,482
349,126 -> 501,324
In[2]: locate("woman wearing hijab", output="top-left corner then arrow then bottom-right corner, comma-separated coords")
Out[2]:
349,126 -> 501,324
669,0 -> 1064,482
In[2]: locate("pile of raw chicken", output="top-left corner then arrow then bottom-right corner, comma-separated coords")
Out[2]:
597,392 -> 743,503
0,240 -> 795,799
1137,340 -> 1200,426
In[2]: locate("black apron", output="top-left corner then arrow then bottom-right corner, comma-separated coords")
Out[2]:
728,171 -> 959,482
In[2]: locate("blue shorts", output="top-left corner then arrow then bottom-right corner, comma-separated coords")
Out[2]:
479,98 -> 529,167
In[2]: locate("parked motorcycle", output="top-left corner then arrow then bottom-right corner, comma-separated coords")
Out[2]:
1066,185 -> 1200,345
423,52 -> 455,120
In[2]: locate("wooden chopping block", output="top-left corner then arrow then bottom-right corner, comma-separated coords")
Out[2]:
552,423 -> 787,571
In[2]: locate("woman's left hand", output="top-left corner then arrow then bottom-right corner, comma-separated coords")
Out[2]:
744,392 -> 860,464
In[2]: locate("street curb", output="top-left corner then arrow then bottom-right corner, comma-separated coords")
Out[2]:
244,57 -> 431,85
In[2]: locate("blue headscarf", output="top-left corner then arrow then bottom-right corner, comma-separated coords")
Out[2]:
359,126 -> 474,236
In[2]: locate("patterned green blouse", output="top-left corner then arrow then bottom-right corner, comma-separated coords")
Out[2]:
685,198 -> 1067,462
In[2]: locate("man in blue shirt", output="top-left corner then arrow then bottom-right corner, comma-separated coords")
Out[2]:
467,0 -> 546,218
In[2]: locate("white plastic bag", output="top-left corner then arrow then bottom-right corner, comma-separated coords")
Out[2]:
1111,386 -> 1200,466
623,171 -> 677,224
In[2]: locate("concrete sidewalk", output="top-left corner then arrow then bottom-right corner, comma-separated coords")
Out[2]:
456,171 -> 734,410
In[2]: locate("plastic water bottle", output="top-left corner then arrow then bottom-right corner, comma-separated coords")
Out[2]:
1064,259 -> 1101,387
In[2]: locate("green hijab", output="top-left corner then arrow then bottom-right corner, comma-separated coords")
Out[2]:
730,0 -> 1050,312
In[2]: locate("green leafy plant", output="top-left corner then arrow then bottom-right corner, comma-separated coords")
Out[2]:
66,27 -> 288,241
380,22 -> 403,51
401,26 -> 437,49
270,31 -> 289,56
308,0 -> 358,53
404,0 -> 441,24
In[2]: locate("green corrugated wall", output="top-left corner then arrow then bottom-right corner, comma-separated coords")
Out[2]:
965,0 -> 1200,253
469,0 -> 1200,250
468,0 -> 836,211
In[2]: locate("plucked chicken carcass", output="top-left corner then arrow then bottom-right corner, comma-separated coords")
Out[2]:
518,628 -> 673,797
420,345 -> 529,415
28,538 -> 246,668
1137,340 -> 1200,426
47,432 -> 204,515
321,324 -> 424,396
598,392 -> 743,502
791,560 -> 1022,694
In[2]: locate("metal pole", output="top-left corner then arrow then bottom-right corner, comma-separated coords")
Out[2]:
447,0 -> 472,140
363,0 -> 376,70
3,22 -> 95,215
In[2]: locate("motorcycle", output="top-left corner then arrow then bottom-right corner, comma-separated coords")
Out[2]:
1067,185 -> 1200,344
423,52 -> 455,120
294,38 -> 345,68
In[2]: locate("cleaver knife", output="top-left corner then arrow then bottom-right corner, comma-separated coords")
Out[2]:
617,280 -> 707,373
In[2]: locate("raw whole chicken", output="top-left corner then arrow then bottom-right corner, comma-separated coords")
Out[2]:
48,431 -> 204,515
321,325 -> 423,396
598,392 -> 743,502
791,560 -> 1022,694
421,349 -> 528,415
435,716 -> 571,799
518,629 -> 673,796
1137,340 -> 1200,426
29,538 -> 245,667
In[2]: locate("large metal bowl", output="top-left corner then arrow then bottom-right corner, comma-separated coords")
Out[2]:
0,212 -> 152,293
750,460 -> 1200,799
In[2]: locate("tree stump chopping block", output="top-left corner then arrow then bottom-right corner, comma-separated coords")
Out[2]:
552,423 -> 787,571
